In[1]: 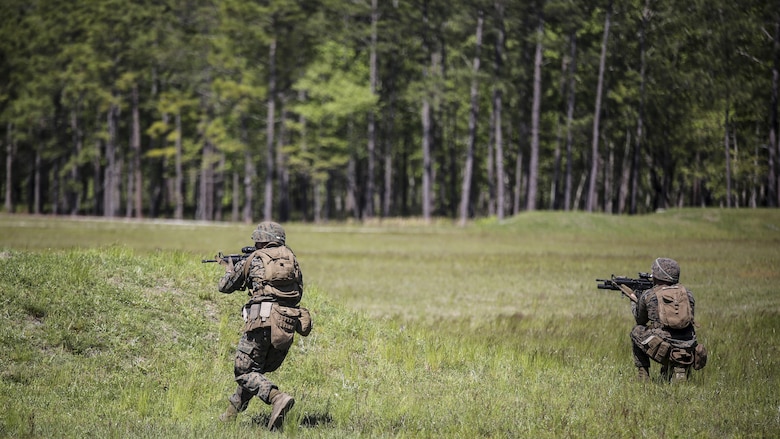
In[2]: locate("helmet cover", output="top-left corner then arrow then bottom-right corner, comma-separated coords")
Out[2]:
652,257 -> 680,283
251,221 -> 286,245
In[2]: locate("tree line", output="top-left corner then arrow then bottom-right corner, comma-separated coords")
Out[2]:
1,0 -> 778,223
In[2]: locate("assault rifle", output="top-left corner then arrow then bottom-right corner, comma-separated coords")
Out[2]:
595,272 -> 654,303
201,246 -> 256,264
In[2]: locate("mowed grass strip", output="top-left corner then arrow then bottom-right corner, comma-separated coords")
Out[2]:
0,209 -> 778,437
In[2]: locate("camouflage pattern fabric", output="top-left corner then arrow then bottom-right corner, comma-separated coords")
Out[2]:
251,221 -> 286,244
631,284 -> 696,368
227,328 -> 289,411
651,257 -> 680,283
218,231 -> 306,416
218,244 -> 303,306
218,254 -> 264,295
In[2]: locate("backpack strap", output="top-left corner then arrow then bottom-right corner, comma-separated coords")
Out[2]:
241,250 -> 262,292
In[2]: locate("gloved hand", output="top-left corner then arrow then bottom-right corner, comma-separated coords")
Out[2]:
612,281 -> 638,303
217,252 -> 235,273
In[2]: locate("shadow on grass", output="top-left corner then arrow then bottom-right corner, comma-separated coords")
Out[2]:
251,411 -> 333,429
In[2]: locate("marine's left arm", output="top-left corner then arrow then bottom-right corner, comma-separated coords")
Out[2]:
633,289 -> 650,325
687,288 -> 696,317
218,258 -> 247,293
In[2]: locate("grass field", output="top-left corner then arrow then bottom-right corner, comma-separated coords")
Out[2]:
1,209 -> 779,438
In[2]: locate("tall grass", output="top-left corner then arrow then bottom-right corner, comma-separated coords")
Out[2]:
1,209 -> 779,437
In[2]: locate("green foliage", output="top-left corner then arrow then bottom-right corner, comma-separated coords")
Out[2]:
1,0 -> 777,218
0,210 -> 778,437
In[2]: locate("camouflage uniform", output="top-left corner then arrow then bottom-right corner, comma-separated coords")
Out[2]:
630,257 -> 697,382
217,222 -> 309,430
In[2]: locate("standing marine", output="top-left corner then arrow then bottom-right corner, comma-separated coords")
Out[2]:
216,221 -> 312,430
630,257 -> 707,382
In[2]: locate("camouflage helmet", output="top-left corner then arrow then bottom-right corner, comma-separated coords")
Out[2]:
651,257 -> 680,283
251,221 -> 286,245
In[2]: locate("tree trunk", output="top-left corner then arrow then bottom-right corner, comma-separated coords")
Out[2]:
174,111 -> 184,220
768,18 -> 779,207
93,112 -> 103,216
314,177 -> 323,223
33,143 -> 41,214
487,98 -> 495,217
421,98 -> 432,221
365,0 -> 378,219
264,37 -> 277,222
751,123 -> 759,208
347,152 -> 358,219
296,88 -> 310,222
69,110 -> 82,215
105,102 -> 120,218
513,133 -> 523,215
631,0 -> 649,215
724,104 -> 732,208
197,138 -> 214,221
232,171 -> 240,221
493,1 -> 506,220
421,0 -> 433,222
494,91 -> 505,219
564,32 -> 577,212
446,108 -> 458,217
277,101 -> 290,222
551,52 -> 566,211
618,128 -> 631,213
52,159 -> 60,215
4,123 -> 14,213
382,75 -> 397,218
214,152 -> 225,221
604,141 -> 613,213
526,13 -> 543,211
587,0 -> 611,212
241,115 -> 255,223
131,84 -> 143,218
458,9 -> 483,226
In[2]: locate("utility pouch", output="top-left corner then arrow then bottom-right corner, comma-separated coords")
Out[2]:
248,304 -> 260,322
259,302 -> 272,321
242,301 -> 273,332
297,307 -> 312,336
642,335 -> 671,363
270,305 -> 298,351
669,347 -> 694,366
693,343 -> 708,370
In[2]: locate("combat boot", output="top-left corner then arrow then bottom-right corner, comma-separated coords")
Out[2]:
267,390 -> 295,431
637,366 -> 650,382
670,366 -> 688,383
219,404 -> 238,422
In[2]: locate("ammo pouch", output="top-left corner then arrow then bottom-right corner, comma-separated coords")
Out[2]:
642,335 -> 671,363
297,307 -> 312,336
693,343 -> 708,370
242,302 -> 273,333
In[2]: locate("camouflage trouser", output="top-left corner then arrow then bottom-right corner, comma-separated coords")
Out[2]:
227,327 -> 289,412
630,325 -> 696,370
630,325 -> 663,369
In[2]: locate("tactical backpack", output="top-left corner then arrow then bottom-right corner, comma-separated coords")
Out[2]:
655,284 -> 693,330
243,245 -> 302,304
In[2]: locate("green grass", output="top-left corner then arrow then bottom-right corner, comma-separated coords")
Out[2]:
1,209 -> 779,438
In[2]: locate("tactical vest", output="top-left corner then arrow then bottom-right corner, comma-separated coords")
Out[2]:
243,245 -> 302,305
